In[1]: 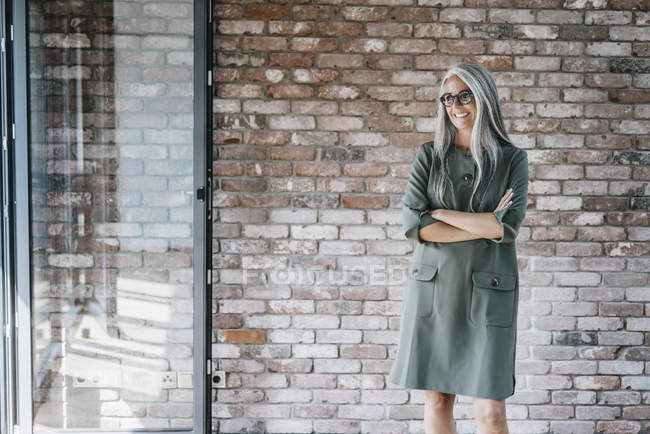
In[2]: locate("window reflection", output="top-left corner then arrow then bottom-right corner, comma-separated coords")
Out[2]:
29,0 -> 195,430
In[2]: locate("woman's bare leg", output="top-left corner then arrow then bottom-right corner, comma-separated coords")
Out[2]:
472,397 -> 509,434
423,391 -> 457,434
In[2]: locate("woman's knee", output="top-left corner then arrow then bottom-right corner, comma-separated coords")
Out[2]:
473,400 -> 507,426
423,391 -> 456,412
476,408 -> 506,425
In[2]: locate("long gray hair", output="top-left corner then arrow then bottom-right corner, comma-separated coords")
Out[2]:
432,61 -> 514,212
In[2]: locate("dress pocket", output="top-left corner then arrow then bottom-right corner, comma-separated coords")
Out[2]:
406,263 -> 438,317
469,270 -> 517,328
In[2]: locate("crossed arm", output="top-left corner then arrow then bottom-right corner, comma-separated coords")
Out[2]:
403,143 -> 529,245
419,210 -> 504,243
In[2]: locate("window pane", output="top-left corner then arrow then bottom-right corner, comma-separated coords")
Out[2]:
28,0 -> 195,430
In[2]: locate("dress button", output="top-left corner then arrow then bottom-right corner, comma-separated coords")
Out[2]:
491,277 -> 499,287
463,173 -> 473,183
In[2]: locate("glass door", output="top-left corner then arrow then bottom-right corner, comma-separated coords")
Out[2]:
7,0 -> 211,432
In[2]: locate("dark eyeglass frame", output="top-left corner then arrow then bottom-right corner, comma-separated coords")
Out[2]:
439,89 -> 474,107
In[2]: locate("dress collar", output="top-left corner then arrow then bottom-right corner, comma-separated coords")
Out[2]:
453,144 -> 472,157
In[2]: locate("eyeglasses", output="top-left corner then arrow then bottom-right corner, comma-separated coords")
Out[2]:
439,89 -> 474,107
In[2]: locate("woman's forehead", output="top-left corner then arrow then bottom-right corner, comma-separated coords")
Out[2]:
442,75 -> 470,93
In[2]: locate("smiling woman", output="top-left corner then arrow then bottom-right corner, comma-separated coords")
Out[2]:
442,76 -> 477,146
389,61 -> 529,434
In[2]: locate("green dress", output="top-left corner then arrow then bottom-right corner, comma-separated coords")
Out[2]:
389,140 -> 529,400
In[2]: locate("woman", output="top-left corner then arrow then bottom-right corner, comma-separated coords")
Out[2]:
388,62 -> 529,434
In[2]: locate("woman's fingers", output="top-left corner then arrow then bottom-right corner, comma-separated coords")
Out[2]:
495,188 -> 513,212
498,189 -> 512,205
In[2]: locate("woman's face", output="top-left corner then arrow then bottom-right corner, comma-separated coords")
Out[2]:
441,75 -> 477,133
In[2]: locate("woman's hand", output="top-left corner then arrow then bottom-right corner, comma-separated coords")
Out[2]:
494,188 -> 513,213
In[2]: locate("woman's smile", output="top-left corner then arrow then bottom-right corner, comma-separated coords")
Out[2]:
443,75 -> 477,132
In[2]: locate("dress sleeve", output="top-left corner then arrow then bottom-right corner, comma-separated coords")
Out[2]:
488,150 -> 529,244
403,143 -> 439,244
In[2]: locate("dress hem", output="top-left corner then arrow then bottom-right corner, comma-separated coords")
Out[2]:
388,371 -> 515,401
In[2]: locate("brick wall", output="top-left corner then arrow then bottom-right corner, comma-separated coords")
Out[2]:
213,1 -> 650,433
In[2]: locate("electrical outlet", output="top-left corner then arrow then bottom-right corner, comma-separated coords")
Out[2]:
73,370 -> 121,388
177,372 -> 193,388
74,374 -> 101,387
212,370 -> 226,389
160,371 -> 177,389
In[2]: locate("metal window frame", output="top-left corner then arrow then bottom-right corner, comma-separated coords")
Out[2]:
3,0 -> 212,432
1,0 -> 18,433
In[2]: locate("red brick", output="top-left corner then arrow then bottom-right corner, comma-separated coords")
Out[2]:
268,21 -> 313,36
340,39 -> 386,53
340,70 -> 387,84
341,7 -> 387,21
241,36 -> 288,51
467,56 -> 512,71
292,5 -> 337,20
295,163 -> 340,177
316,54 -> 364,68
317,86 -> 361,100
293,69 -> 339,84
367,54 -> 412,70
367,117 -> 414,132
241,69 -> 286,83
268,53 -> 314,67
243,131 -> 289,146
390,8 -> 438,22
574,376 -> 621,390
220,330 -> 266,344
316,22 -> 363,37
341,195 -> 389,209
439,39 -> 485,54
240,193 -> 291,208
267,85 -> 313,99
610,90 -> 650,103
244,5 -> 288,20
291,37 -> 337,52
609,0 -> 647,10
366,23 -> 412,37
